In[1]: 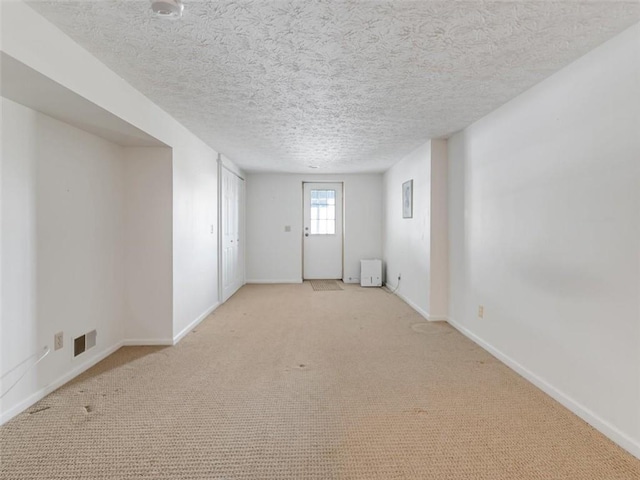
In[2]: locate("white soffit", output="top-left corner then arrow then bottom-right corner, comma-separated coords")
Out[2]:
26,1 -> 640,173
1,52 -> 166,147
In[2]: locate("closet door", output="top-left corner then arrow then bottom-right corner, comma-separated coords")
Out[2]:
221,168 -> 244,301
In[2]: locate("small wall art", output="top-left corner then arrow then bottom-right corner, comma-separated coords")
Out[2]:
402,179 -> 413,218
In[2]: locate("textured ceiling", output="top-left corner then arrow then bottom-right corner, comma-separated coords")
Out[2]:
27,1 -> 640,173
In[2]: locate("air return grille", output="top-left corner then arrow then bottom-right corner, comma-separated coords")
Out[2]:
74,330 -> 97,357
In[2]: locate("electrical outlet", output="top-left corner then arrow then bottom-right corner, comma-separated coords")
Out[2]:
478,305 -> 484,319
54,332 -> 63,350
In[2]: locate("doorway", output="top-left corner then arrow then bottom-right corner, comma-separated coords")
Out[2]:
302,182 -> 343,280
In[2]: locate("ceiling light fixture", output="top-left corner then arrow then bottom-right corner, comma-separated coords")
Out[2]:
151,0 -> 184,19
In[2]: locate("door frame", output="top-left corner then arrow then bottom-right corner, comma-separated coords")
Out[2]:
301,181 -> 345,280
218,155 -> 246,303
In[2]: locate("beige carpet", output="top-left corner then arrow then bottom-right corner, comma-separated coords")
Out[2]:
1,283 -> 639,479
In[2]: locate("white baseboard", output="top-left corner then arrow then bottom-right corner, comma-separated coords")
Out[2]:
447,317 -> 640,460
245,279 -> 303,284
172,302 -> 220,345
122,338 -> 173,346
426,314 -> 448,322
384,283 -> 447,323
1,341 -> 124,426
393,289 -> 430,320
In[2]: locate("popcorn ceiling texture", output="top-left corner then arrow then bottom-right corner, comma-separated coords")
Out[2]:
28,1 -> 640,173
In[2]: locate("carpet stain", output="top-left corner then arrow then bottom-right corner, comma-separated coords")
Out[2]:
28,406 -> 50,415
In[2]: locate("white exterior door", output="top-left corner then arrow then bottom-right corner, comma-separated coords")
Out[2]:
303,182 -> 343,280
221,168 -> 244,302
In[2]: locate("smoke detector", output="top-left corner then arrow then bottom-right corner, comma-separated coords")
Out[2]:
151,0 -> 184,19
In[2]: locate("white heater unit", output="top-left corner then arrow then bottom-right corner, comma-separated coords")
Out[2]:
360,259 -> 382,287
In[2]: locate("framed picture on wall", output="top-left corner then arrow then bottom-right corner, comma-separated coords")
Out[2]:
402,180 -> 413,218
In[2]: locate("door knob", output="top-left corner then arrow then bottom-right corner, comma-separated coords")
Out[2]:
305,233 -> 309,237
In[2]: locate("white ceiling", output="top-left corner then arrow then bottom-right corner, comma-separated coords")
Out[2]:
27,1 -> 640,173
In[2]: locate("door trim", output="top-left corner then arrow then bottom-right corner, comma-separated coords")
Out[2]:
301,181 -> 344,280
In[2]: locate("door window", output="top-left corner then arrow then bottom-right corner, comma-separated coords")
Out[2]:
310,189 -> 336,235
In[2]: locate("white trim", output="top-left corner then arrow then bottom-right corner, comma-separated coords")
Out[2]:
219,154 -> 245,181
221,162 -> 245,181
122,338 -> 174,346
245,279 -> 303,284
172,302 -> 220,345
1,341 -> 123,425
392,288 -> 429,320
384,283 -> 448,322
447,317 -> 640,460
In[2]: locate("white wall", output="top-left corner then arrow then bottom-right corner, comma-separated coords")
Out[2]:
448,23 -> 640,457
1,1 -> 234,421
172,140 -> 218,340
383,142 -> 431,314
246,174 -> 382,283
1,1 -> 227,345
1,98 -> 126,420
382,140 -> 448,320
123,147 -> 173,344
